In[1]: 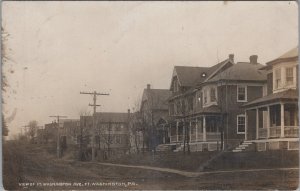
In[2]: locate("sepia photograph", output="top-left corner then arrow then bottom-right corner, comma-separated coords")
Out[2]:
1,1 -> 299,190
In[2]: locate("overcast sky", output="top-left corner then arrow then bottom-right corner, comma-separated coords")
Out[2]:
2,1 -> 298,138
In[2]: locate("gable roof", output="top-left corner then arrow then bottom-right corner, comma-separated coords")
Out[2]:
174,66 -> 210,87
173,58 -> 232,88
142,89 -> 171,110
206,62 -> 267,83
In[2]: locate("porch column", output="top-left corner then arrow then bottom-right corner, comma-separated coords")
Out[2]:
203,116 -> 207,142
245,111 -> 248,140
267,106 -> 270,138
183,121 -> 185,142
280,103 -> 285,138
189,120 -> 192,142
195,118 -> 198,141
176,121 -> 179,142
163,124 -> 166,144
256,108 -> 259,139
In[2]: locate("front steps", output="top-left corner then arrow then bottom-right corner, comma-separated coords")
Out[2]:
156,144 -> 173,152
232,140 -> 253,152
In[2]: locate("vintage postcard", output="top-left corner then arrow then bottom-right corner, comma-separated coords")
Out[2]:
1,1 -> 299,190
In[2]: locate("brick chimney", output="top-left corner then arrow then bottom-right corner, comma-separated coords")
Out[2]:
229,54 -> 234,63
147,84 -> 151,90
249,55 -> 258,64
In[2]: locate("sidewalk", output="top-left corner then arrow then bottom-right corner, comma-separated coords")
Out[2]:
95,162 -> 299,178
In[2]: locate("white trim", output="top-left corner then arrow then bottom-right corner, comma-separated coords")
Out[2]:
237,114 -> 246,134
237,85 -> 248,102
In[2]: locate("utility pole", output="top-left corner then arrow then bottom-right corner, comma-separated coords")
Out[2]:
49,115 -> 67,158
80,91 -> 109,161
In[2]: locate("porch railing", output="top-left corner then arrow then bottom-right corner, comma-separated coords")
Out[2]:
258,128 -> 267,139
170,132 -> 220,142
284,126 -> 299,138
207,132 -> 221,141
269,127 -> 281,138
258,126 -> 299,139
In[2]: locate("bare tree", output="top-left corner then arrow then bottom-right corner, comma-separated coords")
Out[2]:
27,120 -> 38,143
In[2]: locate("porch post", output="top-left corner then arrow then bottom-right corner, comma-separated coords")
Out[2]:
195,118 -> 198,141
267,106 -> 270,138
163,124 -> 166,144
245,111 -> 248,141
280,103 -> 285,138
176,121 -> 179,142
189,120 -> 192,142
183,120 -> 185,142
203,116 -> 207,142
256,108 -> 259,139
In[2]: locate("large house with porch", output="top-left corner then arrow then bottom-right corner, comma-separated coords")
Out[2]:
164,54 -> 267,152
243,47 -> 299,151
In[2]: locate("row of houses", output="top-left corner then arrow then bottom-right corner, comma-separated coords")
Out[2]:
134,47 -> 299,153
37,47 -> 298,159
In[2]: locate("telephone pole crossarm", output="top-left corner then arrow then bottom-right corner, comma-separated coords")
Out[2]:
79,90 -> 109,161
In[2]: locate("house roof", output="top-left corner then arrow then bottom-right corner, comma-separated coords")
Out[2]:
174,66 -> 210,87
277,47 -> 298,59
261,47 -> 298,70
173,59 -> 232,87
243,89 -> 298,108
142,89 -> 171,110
206,62 -> 267,83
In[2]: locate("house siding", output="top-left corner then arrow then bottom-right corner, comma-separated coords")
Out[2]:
218,84 -> 264,149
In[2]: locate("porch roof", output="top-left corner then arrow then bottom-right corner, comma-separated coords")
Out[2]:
243,89 -> 298,108
194,105 -> 222,115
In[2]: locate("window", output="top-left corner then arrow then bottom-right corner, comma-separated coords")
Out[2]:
169,103 -> 175,115
115,124 -> 121,131
116,135 -> 121,144
203,90 -> 207,104
286,67 -> 294,86
173,78 -> 179,93
188,97 -> 194,111
275,68 -> 281,89
237,86 -> 247,102
210,88 -> 216,102
237,115 -> 245,134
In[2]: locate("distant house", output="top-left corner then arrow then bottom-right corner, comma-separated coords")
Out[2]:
140,84 -> 171,151
42,119 -> 79,144
60,119 -> 80,146
80,111 -> 131,157
166,54 -> 267,152
244,47 -> 299,151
